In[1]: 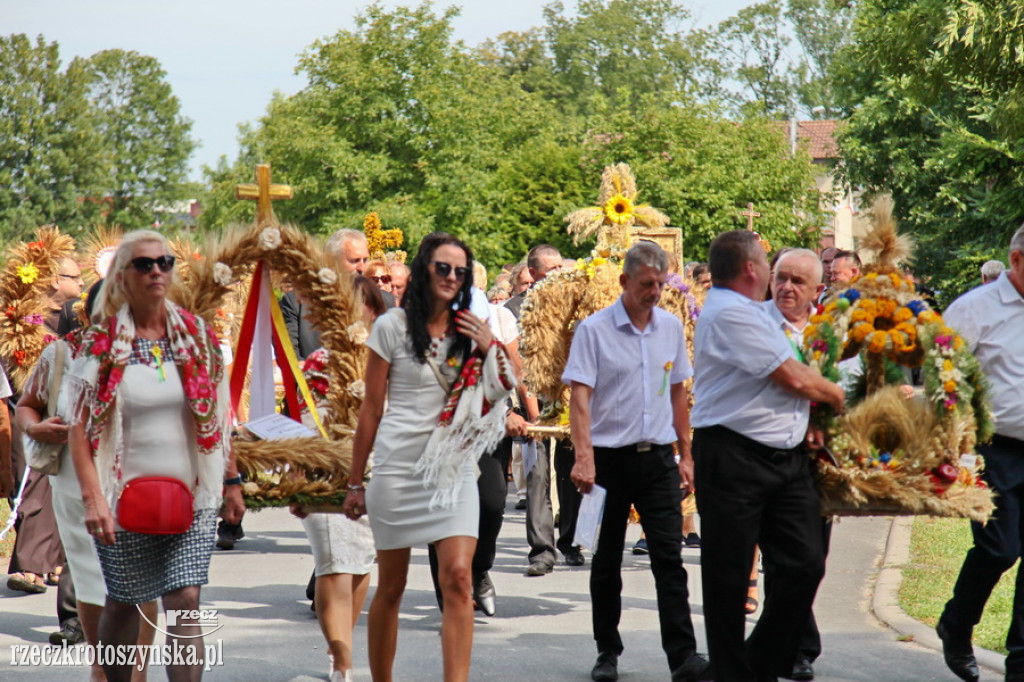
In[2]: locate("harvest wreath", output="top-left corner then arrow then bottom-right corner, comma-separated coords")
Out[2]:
804,203 -> 994,521
521,163 -> 699,432
0,226 -> 77,391
176,220 -> 365,510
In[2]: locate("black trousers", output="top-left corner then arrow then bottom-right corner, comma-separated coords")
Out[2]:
693,426 -> 825,681
941,435 -> 1024,671
554,440 -> 582,554
429,443 -> 510,605
767,517 -> 832,662
591,443 -> 698,671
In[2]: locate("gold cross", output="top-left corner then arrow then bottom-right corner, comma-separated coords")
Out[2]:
741,203 -> 761,231
235,164 -> 293,226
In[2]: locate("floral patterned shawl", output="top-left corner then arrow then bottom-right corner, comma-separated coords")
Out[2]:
65,301 -> 231,511
415,341 -> 517,510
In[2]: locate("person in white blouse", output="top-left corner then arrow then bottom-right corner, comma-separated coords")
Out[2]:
936,224 -> 1024,682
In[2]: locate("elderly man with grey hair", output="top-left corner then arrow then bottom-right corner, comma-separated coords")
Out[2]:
981,259 -> 1005,285
565,240 -> 709,682
281,228 -> 393,361
936,224 -> 1024,682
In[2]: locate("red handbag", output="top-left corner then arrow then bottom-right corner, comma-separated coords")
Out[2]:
116,477 -> 194,535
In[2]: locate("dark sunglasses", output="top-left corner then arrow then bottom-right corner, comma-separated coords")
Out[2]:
127,255 -> 176,274
432,261 -> 470,282
370,274 -> 392,285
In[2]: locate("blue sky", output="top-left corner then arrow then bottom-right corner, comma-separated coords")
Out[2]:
7,1 -> 752,180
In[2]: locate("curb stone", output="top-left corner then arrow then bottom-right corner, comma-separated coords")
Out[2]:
871,515 -> 1004,676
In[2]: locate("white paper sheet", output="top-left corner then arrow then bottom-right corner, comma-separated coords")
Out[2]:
573,484 -> 607,552
244,413 -> 318,441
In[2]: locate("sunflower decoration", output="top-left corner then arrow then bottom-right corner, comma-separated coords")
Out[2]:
0,226 -> 76,390
363,212 -> 405,261
802,200 -> 994,522
520,168 -> 690,425
566,163 -> 669,250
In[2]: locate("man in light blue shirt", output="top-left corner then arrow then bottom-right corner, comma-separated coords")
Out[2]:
691,231 -> 844,682
565,241 -> 709,682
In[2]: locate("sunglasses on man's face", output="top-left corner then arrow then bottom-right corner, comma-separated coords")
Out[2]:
370,274 -> 392,285
127,255 -> 176,274
432,261 -> 470,282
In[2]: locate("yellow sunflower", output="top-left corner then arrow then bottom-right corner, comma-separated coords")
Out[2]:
603,194 -> 634,225
17,263 -> 39,284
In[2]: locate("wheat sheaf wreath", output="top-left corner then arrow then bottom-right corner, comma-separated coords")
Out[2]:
804,201 -> 994,522
519,252 -> 699,429
176,221 -> 365,510
0,226 -> 76,391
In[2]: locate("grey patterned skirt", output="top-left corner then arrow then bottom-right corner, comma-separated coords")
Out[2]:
95,508 -> 217,604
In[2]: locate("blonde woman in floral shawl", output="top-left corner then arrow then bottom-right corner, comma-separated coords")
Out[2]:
67,230 -> 244,682
342,232 -> 516,682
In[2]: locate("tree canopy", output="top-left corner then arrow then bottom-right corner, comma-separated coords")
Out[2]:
0,35 -> 196,240
834,0 -> 1024,303
201,1 -> 823,267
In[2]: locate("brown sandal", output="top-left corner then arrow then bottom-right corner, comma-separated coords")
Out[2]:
7,572 -> 47,594
745,578 -> 759,614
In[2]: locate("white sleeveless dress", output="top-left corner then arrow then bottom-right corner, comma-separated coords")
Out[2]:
363,309 -> 479,550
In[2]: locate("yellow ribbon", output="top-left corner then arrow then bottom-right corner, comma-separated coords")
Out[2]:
268,292 -> 329,441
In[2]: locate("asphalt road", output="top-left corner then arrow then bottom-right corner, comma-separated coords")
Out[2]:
0,496 -> 985,681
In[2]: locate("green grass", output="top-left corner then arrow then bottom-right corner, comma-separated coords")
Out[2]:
0,498 -> 13,558
900,516 -> 1017,654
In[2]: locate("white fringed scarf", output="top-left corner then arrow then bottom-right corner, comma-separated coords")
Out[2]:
415,341 -> 516,510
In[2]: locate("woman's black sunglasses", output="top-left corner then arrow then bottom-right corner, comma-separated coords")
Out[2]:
432,261 -> 470,282
128,255 -> 176,274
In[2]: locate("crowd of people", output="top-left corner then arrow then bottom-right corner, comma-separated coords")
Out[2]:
4,219 -> 1023,682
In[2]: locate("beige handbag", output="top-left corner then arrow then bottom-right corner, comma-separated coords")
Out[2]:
24,341 -> 66,475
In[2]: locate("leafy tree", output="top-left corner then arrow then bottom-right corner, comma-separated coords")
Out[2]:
0,34 -> 105,239
541,0 -> 726,115
834,0 -> 1024,303
201,3 -> 824,269
711,0 -> 797,118
201,3 -> 567,268
580,97 -> 822,259
786,0 -> 854,117
79,49 -> 197,229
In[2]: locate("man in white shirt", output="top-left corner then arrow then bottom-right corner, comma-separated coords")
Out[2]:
763,249 -> 831,681
936,224 -> 1024,682
566,241 -> 709,682
691,231 -> 844,681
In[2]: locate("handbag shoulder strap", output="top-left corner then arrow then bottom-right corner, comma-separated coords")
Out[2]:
425,356 -> 451,395
45,341 -> 66,419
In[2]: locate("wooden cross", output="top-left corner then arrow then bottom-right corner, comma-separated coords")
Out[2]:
235,163 -> 293,226
741,203 -> 761,231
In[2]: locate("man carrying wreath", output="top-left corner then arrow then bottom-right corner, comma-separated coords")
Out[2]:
691,231 -> 844,681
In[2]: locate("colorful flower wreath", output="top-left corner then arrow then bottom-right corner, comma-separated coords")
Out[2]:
802,268 -> 994,515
